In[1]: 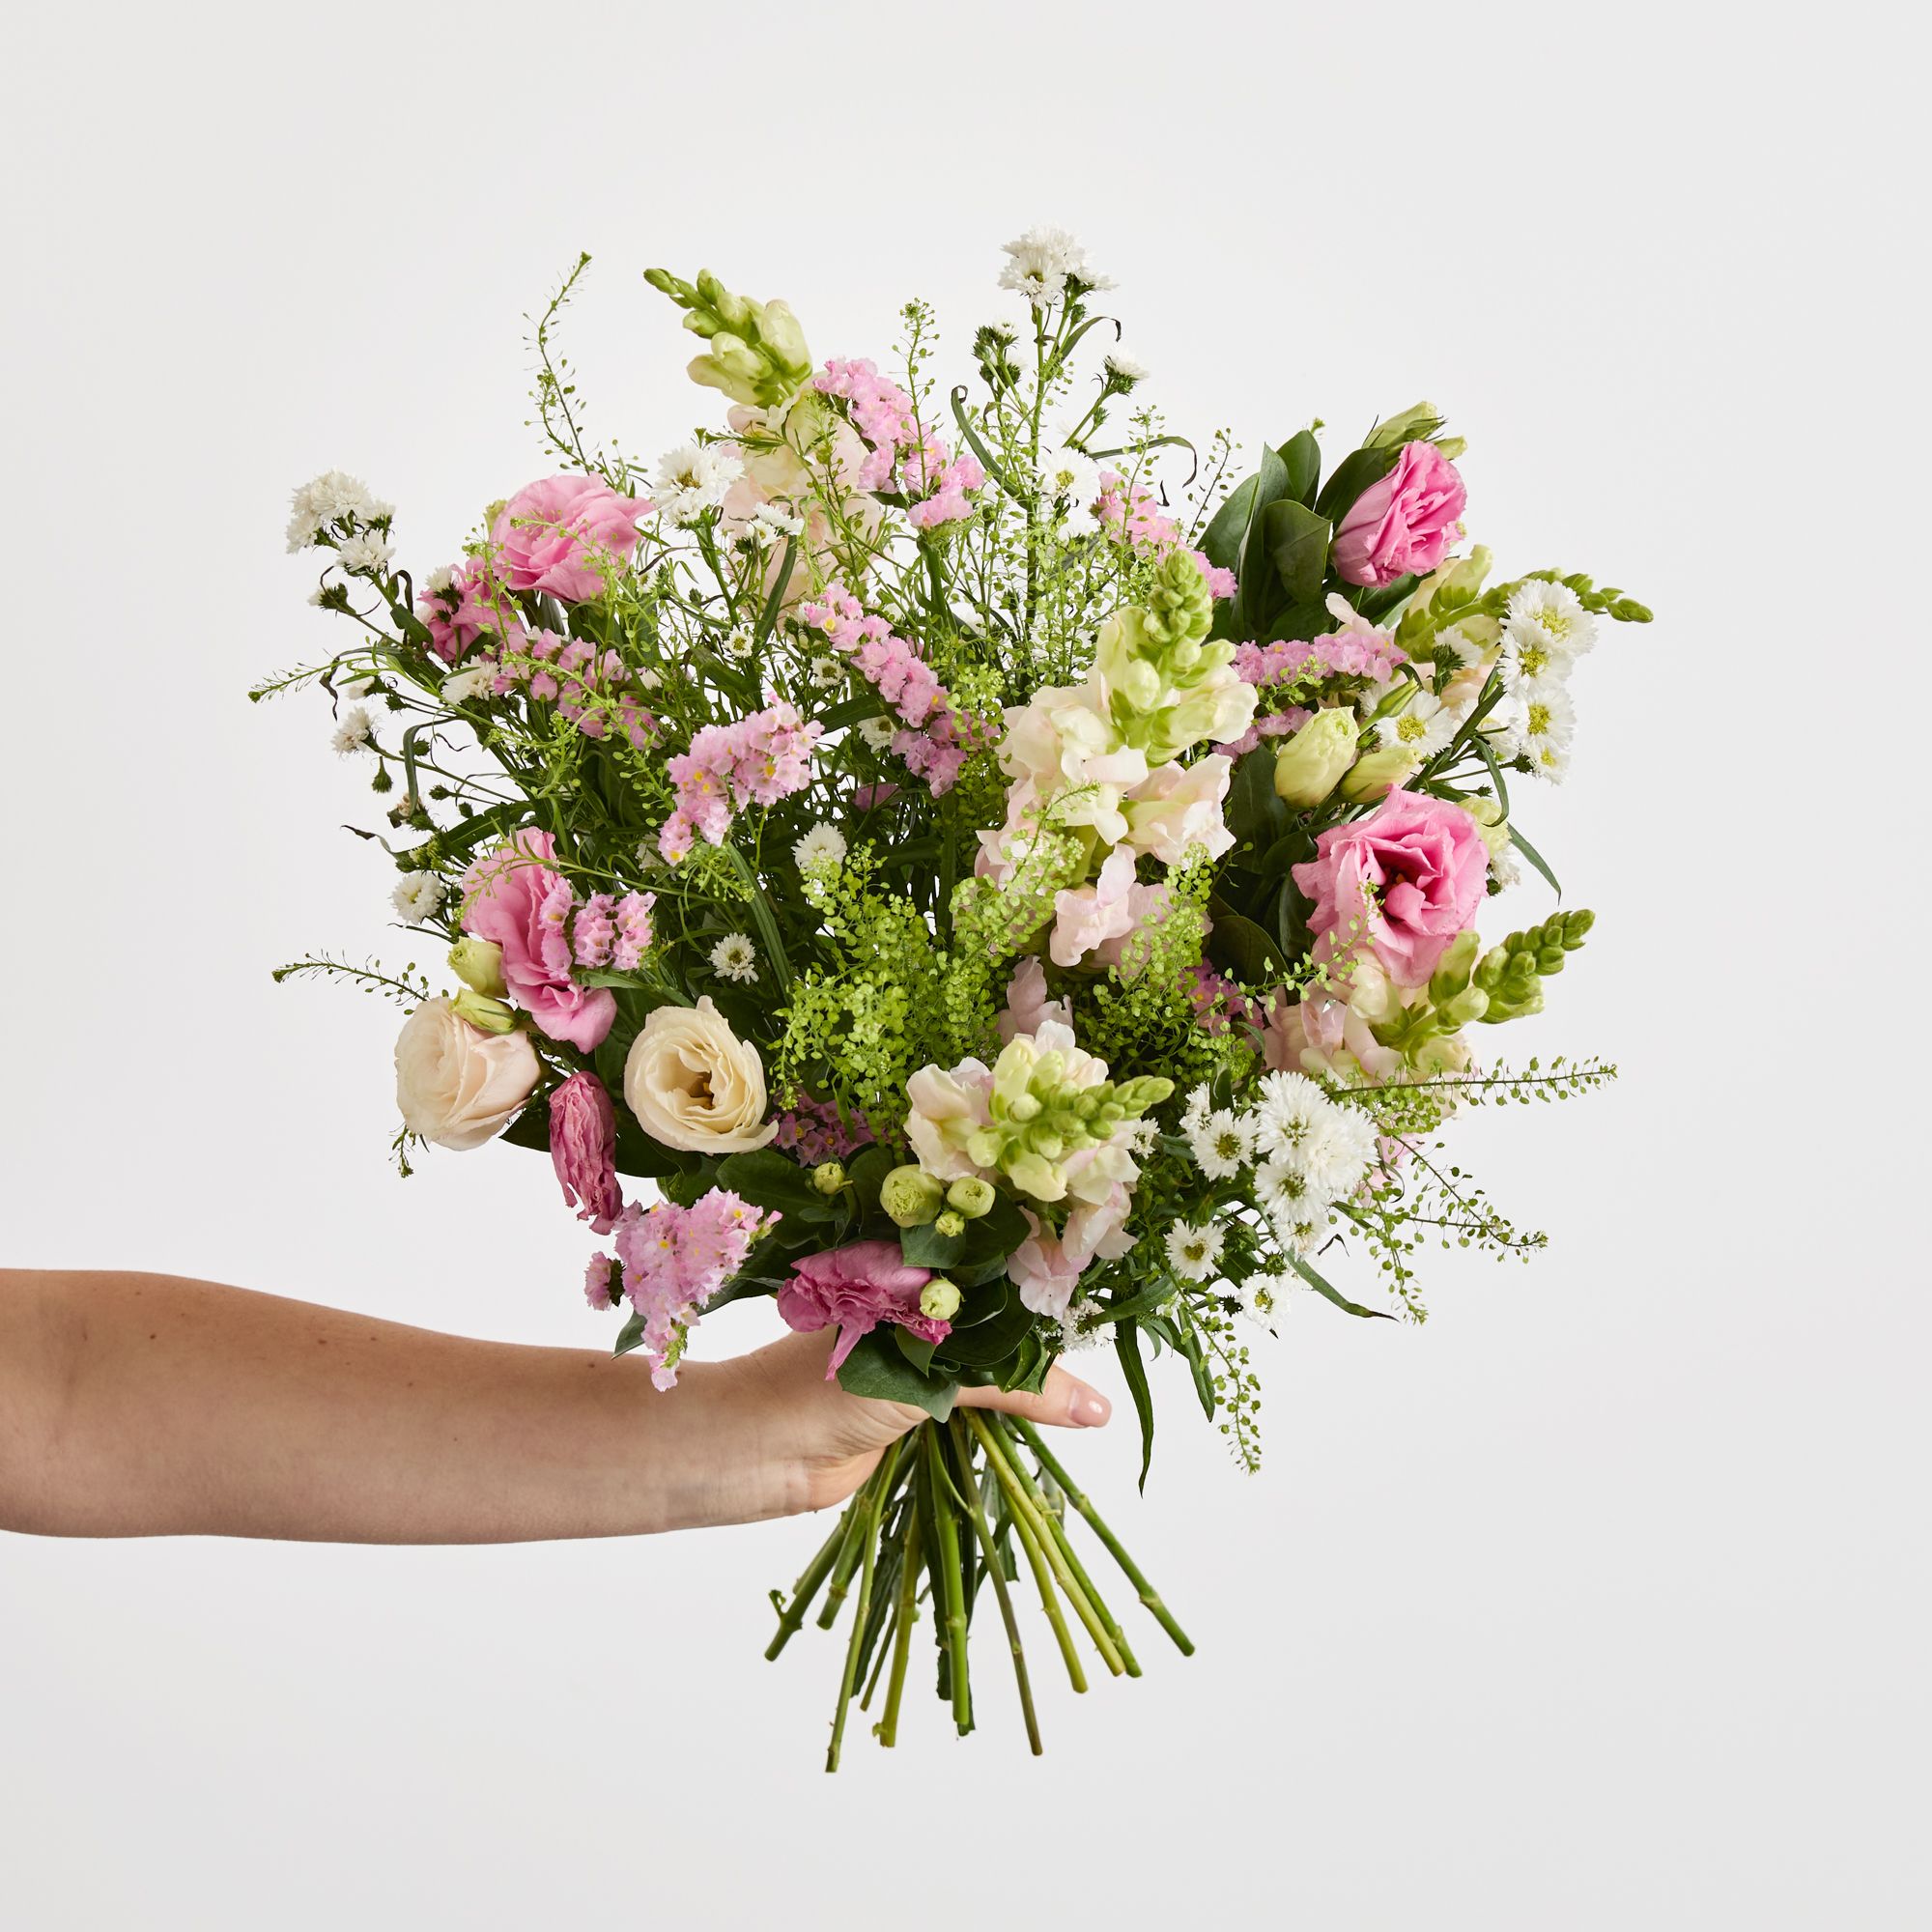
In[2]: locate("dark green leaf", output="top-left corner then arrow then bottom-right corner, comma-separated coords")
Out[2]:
933,1293 -> 1033,1368
837,1328 -> 955,1419
1225,748 -> 1290,853
1207,910 -> 1290,985
1116,1321 -> 1155,1490
1260,497 -> 1332,609
1508,825 -> 1563,899
1314,443 -> 1400,524
716,1148 -> 843,1221
1288,1250 -> 1394,1321
899,1219 -> 967,1269
894,1327 -> 938,1375
611,1310 -> 647,1358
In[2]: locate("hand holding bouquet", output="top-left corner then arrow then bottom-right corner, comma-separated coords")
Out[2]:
265,227 -> 1641,1765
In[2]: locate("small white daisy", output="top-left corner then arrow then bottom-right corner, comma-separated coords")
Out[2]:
998,225 -> 1112,304
1181,1083 -> 1214,1133
1060,1295 -> 1105,1353
720,627 -> 755,661
336,529 -> 393,575
858,715 -> 899,752
440,667 -> 492,704
1374,688 -> 1463,759
808,655 -> 845,691
983,317 -> 1019,345
422,563 -> 458,596
1121,1118 -> 1160,1156
1239,1270 -> 1295,1326
285,469 -> 376,552
389,871 -> 446,924
330,705 -> 374,755
1249,1071 -> 1331,1157
1187,1108 -> 1256,1180
791,823 -> 848,872
1103,348 -> 1149,384
1489,841 -> 1523,891
1519,684 -> 1577,781
653,441 -> 745,526
1255,1152 -> 1331,1224
749,502 -> 805,540
1300,1105 -> 1379,1198
710,932 -> 759,983
1505,581 -> 1597,661
335,675 -> 374,700
1164,1221 -> 1226,1283
1269,1203 -> 1331,1254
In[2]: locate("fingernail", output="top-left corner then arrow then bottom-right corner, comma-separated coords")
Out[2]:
1074,1390 -> 1110,1427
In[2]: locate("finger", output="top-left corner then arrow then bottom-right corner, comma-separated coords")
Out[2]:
956,1364 -> 1110,1430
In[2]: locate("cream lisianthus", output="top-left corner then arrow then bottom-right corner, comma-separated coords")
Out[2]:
623,997 -> 776,1153
393,998 -> 539,1151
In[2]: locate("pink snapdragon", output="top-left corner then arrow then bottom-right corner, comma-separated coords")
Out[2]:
612,1187 -> 780,1389
776,1240 -> 951,1377
459,829 -> 615,1051
549,1071 -> 623,1236
659,699 -> 822,862
813,359 -> 985,528
489,473 -> 652,604
1009,1194 -> 1136,1322
1291,785 -> 1489,987
997,956 -> 1072,1044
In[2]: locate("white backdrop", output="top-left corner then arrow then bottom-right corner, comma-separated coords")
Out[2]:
2,4 -> 1922,1925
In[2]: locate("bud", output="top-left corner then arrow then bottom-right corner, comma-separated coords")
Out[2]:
448,937 -> 507,998
1365,401 -> 1441,450
1428,930 -> 1482,1003
946,1178 -> 996,1219
1272,708 -> 1359,808
920,1279 -> 962,1322
810,1160 -> 847,1196
1458,794 -> 1512,860
1440,985 -> 1490,1026
934,1209 -> 966,1238
451,988 -> 518,1035
881,1165 -> 945,1228
1340,745 -> 1422,804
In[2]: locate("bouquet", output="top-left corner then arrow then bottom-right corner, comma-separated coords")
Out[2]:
263,227 -> 1641,1768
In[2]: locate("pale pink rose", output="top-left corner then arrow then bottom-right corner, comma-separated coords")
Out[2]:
549,1070 -> 623,1235
393,999 -> 539,1151
997,956 -> 1072,1044
1291,786 -> 1488,987
1009,1191 -> 1136,1321
776,1239 -> 950,1377
1049,845 -> 1139,968
459,829 -> 616,1051
905,1059 -> 995,1180
1122,757 -> 1235,865
490,474 -> 651,604
1332,441 -> 1467,589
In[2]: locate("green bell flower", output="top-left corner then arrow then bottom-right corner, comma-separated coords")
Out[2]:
1273,709 -> 1359,808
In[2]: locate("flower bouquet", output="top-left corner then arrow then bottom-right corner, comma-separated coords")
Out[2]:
264,228 -> 1640,1767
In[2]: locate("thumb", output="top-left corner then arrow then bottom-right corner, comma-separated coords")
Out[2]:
955,1363 -> 1111,1431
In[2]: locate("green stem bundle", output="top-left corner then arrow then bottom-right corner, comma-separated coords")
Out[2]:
762,1414 -> 1191,1771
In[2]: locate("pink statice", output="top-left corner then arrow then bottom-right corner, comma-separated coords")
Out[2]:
1095,469 -> 1237,599
611,892 -> 656,971
772,1095 -> 872,1165
549,1071 -> 623,1236
573,894 -> 615,969
1181,961 -> 1259,1035
776,1240 -> 951,1378
813,359 -> 985,528
1215,704 -> 1314,760
584,1253 -> 616,1311
417,557 -> 520,665
800,586 -> 944,726
1234,629 -> 1405,692
612,1187 -> 780,1389
893,707 -> 989,796
659,700 -> 822,862
485,631 -> 657,748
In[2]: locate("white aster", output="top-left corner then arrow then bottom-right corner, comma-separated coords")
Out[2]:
634,667 -> 664,692
710,932 -> 759,983
423,563 -> 458,596
858,714 -> 899,752
998,225 -> 1113,304
1505,581 -> 1597,661
440,666 -> 492,704
1181,1082 -> 1213,1132
1249,1070 -> 1331,1157
286,469 -> 378,552
749,502 -> 805,540
1104,347 -> 1149,384
720,627 -> 755,661
1164,1221 -> 1226,1283
1187,1108 -> 1256,1180
1060,1295 -> 1105,1353
1518,684 -> 1577,782
808,654 -> 845,690
1373,687 -> 1463,760
791,823 -> 848,872
1489,840 -> 1522,891
1270,1205 -> 1331,1254
1255,1151 -> 1331,1225
1300,1104 -> 1379,1198
329,705 -> 374,755
1240,1269 -> 1296,1326
336,528 -> 394,576
389,871 -> 446,924
653,441 -> 745,526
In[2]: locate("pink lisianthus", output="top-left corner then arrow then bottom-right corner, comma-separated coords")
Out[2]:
1331,442 -> 1466,589
549,1071 -> 623,1236
1290,787 -> 1488,987
1009,1191 -> 1136,1322
459,828 -> 616,1051
776,1240 -> 951,1377
418,557 -> 521,666
490,474 -> 651,603
997,956 -> 1072,1044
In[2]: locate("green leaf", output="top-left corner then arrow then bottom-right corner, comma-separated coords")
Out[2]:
894,1327 -> 938,1375
1225,748 -> 1289,854
899,1218 -> 967,1269
1288,1250 -> 1393,1321
1265,597 -> 1334,643
611,1310 -> 647,1358
715,1148 -> 842,1222
1277,427 -> 1321,506
837,1328 -> 955,1419
1260,497 -> 1332,609
1207,909 -> 1290,986
498,1099 -> 552,1155
846,1143 -> 895,1215
1507,825 -> 1563,900
1116,1321 -> 1156,1490
936,1292 -> 1034,1368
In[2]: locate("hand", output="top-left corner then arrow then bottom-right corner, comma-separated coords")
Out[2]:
708,1328 -> 1112,1520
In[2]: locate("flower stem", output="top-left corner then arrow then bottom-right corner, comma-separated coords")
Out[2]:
969,1410 -> 1124,1678
962,1411 -> 1087,1692
765,1501 -> 854,1662
921,1423 -> 973,1734
875,1492 -> 923,1747
815,1491 -> 872,1631
1011,1418 -> 1195,1656
949,1416 -> 1043,1755
826,1439 -> 901,1775
994,1415 -> 1140,1677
